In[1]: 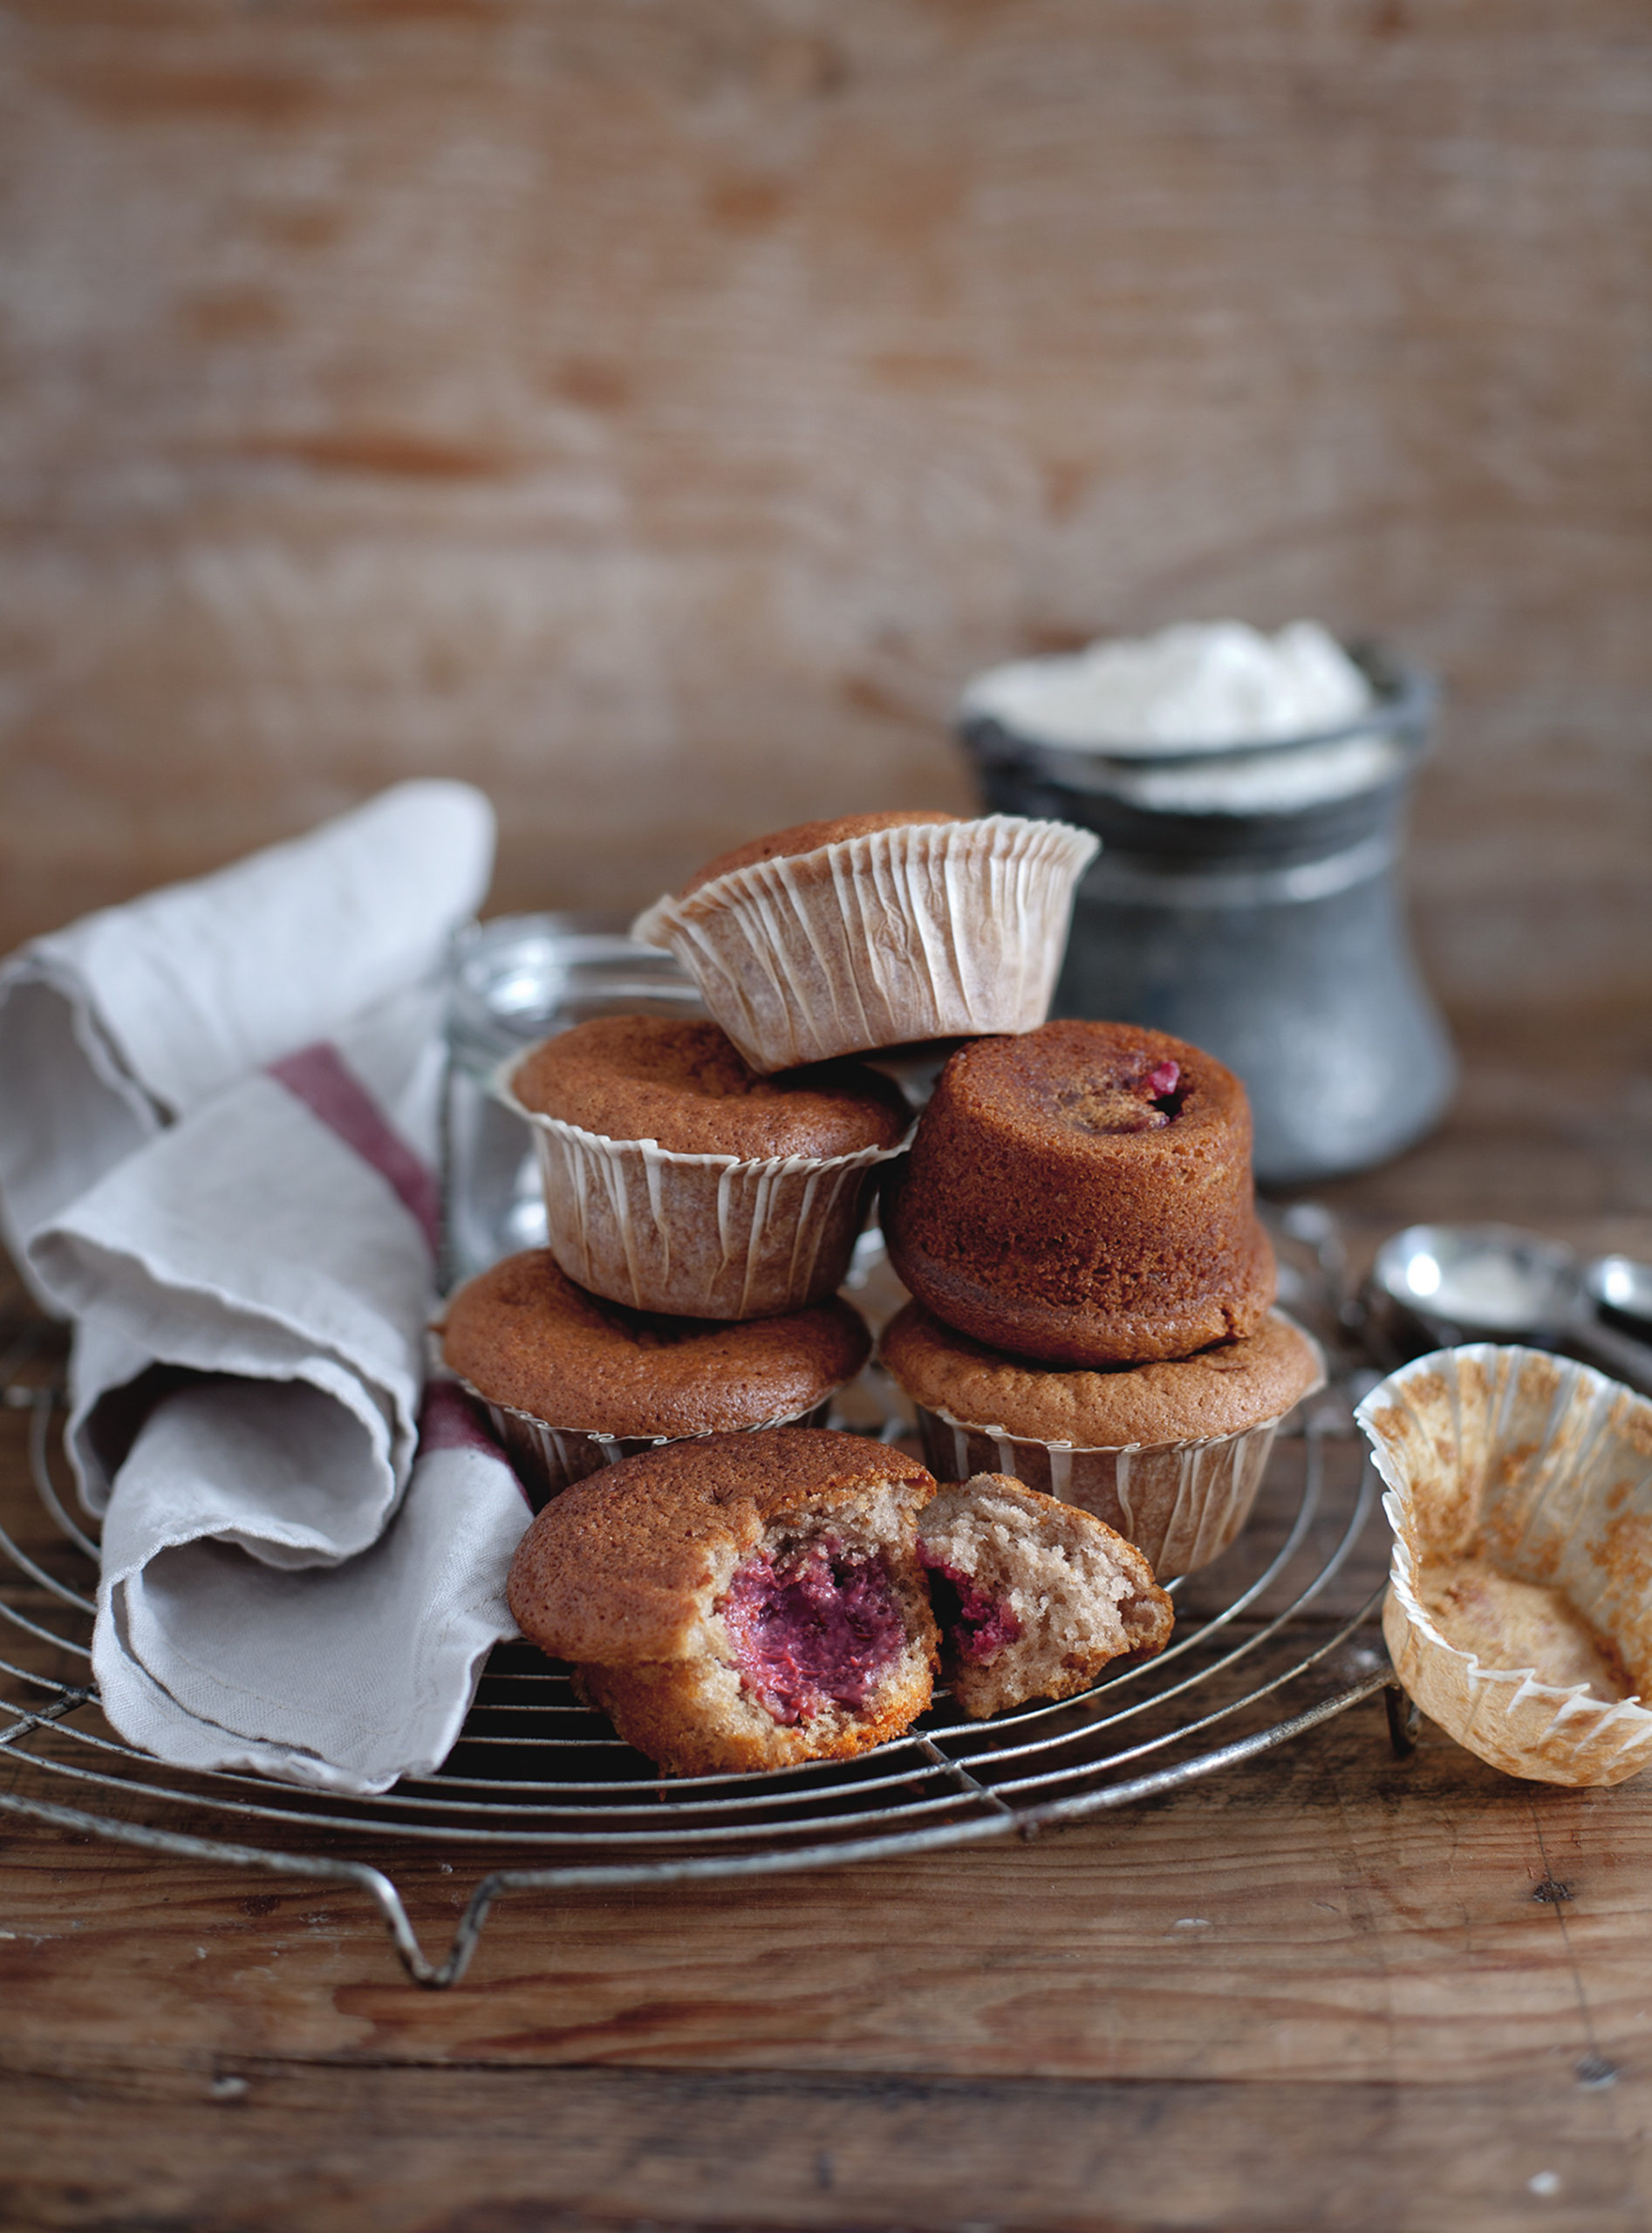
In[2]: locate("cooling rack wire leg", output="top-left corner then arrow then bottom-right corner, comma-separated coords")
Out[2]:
0,1785 -> 460,1986
1384,1682 -> 1422,1758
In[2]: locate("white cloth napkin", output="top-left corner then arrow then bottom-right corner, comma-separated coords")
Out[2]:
0,782 -> 533,1792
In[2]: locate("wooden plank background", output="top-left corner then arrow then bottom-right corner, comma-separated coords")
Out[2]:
0,0 -> 1648,1014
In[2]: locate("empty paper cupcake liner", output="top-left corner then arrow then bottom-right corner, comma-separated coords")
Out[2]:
465,1383 -> 837,1512
629,815 -> 1101,1072
1358,1344 -> 1652,1786
909,1403 -> 1298,1582
497,1061 -> 911,1321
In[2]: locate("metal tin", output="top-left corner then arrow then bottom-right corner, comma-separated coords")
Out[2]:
959,644 -> 1456,1187
441,912 -> 703,1287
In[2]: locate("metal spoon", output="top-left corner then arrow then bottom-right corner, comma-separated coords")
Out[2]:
1366,1222 -> 1652,1395
1588,1255 -> 1652,1335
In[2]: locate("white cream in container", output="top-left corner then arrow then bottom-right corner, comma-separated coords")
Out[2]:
959,620 -> 1398,814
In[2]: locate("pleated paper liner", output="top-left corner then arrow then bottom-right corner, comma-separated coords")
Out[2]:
497,1057 -> 911,1321
1357,1344 -> 1652,1786
630,814 -> 1099,1072
460,1382 -> 838,1512
908,1392 -> 1317,1584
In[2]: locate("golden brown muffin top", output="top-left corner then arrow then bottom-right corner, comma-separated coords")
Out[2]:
881,1301 -> 1323,1447
927,1018 -> 1240,1153
442,1251 -> 870,1437
679,810 -> 959,896
510,1015 -> 910,1159
884,1018 -> 1274,1364
506,1427 -> 936,1664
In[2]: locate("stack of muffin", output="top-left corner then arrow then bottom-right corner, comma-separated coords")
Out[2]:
440,1014 -> 907,1504
447,803 -> 1319,1772
441,809 -> 1098,1507
879,1020 -> 1324,1580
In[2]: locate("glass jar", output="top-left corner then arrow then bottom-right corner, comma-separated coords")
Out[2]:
441,913 -> 703,1287
959,645 -> 1455,1187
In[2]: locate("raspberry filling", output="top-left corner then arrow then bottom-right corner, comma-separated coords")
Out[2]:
722,1538 -> 908,1726
917,1544 -> 1024,1665
1052,1054 -> 1184,1134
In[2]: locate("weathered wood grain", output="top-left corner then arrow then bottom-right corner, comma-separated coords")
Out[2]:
2,2057 -> 1649,2233
4,1702 -> 1650,2092
0,1 -> 1648,1017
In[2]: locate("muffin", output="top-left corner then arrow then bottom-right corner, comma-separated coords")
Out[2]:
441,1249 -> 871,1506
506,1427 -> 940,1774
918,1474 -> 1173,1717
882,1300 -> 1325,1579
502,1016 -> 911,1320
884,1020 -> 1275,1366
630,810 -> 1100,1072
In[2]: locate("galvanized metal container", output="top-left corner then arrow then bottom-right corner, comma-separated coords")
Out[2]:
959,645 -> 1455,1187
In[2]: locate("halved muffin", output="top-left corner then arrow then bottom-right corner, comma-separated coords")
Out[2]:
506,1428 -> 939,1775
919,1474 -> 1173,1718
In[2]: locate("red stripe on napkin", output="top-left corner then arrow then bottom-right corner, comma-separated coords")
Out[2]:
417,1383 -> 530,1505
268,1041 -> 442,1256
419,1380 -> 499,1456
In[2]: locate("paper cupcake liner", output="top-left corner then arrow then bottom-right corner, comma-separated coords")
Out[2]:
909,1403 -> 1294,1581
1359,1344 -> 1652,1787
466,1382 -> 837,1512
630,815 -> 1101,1071
497,1059 -> 911,1320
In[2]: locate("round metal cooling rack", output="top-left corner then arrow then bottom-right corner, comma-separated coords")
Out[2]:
0,1319 -> 1405,1990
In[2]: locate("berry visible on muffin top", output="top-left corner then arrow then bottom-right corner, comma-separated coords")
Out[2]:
512,1015 -> 910,1159
884,1018 -> 1276,1365
1053,1050 -> 1184,1134
679,810 -> 959,897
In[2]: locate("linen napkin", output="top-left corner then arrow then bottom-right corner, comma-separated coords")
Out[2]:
0,782 -> 533,1792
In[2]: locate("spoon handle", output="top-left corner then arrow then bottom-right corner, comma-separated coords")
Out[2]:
1560,1307 -> 1652,1397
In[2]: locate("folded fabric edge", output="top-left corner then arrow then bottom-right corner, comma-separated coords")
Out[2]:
0,968 -> 166,1315
92,1437 -> 529,1794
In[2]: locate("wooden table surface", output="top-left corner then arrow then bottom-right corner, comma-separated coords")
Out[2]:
3,1007 -> 1650,2233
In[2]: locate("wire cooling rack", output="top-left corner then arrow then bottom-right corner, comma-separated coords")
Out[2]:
0,1310 -> 1404,1990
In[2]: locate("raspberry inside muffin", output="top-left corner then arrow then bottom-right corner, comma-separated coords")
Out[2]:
918,1475 -> 1173,1718
506,1429 -> 940,1774
723,1538 -> 910,1725
915,1547 -> 1024,1664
